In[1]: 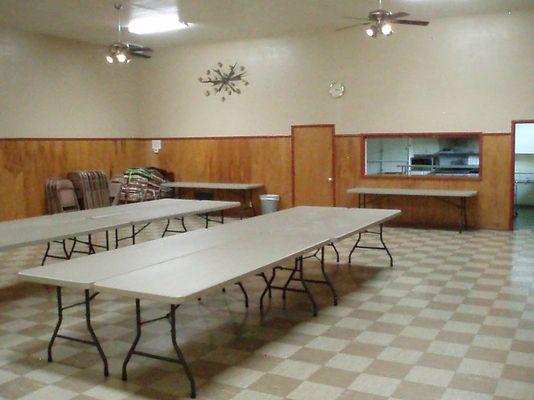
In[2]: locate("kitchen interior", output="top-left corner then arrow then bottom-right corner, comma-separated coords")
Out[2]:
514,122 -> 534,229
366,135 -> 480,177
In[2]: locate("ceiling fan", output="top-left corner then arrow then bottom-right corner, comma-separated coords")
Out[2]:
106,3 -> 153,64
337,0 -> 429,37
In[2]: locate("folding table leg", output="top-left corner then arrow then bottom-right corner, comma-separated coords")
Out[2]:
41,240 -> 73,266
298,257 -> 318,317
319,247 -> 338,306
122,299 -> 196,398
161,217 -> 188,237
235,282 -> 248,308
330,243 -> 340,263
259,270 -> 277,310
47,287 -> 109,377
348,224 -> 393,267
41,243 -> 51,266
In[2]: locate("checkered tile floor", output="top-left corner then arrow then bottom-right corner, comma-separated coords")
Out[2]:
0,217 -> 533,400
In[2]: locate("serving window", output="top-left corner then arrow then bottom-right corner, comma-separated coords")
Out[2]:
364,134 -> 481,178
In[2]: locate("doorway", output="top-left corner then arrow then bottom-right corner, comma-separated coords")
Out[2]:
292,125 -> 335,206
512,120 -> 534,229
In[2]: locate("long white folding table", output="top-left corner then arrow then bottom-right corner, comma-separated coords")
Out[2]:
347,187 -> 478,232
162,181 -> 264,218
0,199 -> 240,264
19,206 -> 400,399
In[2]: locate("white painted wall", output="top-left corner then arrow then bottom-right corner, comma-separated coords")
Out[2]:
0,24 -> 141,138
1,10 -> 533,139
138,11 -> 534,137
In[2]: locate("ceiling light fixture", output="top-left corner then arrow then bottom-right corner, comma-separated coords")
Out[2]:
365,25 -> 377,37
128,15 -> 188,35
106,3 -> 131,64
380,22 -> 393,35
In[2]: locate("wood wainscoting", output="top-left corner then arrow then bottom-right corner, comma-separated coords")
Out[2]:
0,139 -> 146,220
335,134 -> 512,230
0,131 -> 512,229
145,136 -> 293,213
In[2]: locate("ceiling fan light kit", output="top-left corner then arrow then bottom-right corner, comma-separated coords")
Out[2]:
338,0 -> 429,38
105,3 -> 154,64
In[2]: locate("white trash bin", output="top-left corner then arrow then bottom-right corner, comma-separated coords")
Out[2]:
260,194 -> 280,214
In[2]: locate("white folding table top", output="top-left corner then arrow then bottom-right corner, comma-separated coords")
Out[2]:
0,199 -> 239,252
207,206 -> 400,242
161,182 -> 263,190
93,231 -> 330,303
18,225 -> 252,289
347,187 -> 478,197
19,206 -> 401,303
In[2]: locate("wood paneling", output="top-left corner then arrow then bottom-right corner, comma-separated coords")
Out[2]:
148,137 -> 293,211
0,140 -> 146,221
0,132 -> 512,230
335,135 -> 512,230
292,126 -> 335,206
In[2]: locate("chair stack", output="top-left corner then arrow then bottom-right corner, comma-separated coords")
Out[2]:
45,178 -> 80,214
66,171 -> 111,209
119,167 -> 165,203
109,174 -> 125,205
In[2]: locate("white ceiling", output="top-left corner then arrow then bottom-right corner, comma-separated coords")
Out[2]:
0,0 -> 533,48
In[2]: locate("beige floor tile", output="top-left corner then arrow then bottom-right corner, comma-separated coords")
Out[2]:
458,358 -> 504,379
355,331 -> 396,346
392,381 -> 446,400
305,337 -> 349,352
0,223 -> 532,400
18,385 -> 78,400
287,381 -> 343,400
0,376 -> 46,399
501,364 -> 534,383
212,367 -> 264,389
230,389 -> 282,400
270,359 -> 319,380
288,347 -> 335,364
364,359 -> 411,379
248,373 -> 301,398
441,387 -> 492,400
348,373 -> 401,397
449,372 -> 498,394
325,353 -> 373,372
494,378 -> 534,400
417,352 -> 463,370
404,365 -> 454,387
307,366 -> 357,388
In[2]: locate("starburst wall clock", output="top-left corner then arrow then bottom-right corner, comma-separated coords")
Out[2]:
198,62 -> 249,102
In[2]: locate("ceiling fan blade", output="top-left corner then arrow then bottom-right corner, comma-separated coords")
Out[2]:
127,43 -> 153,52
131,52 -> 152,59
342,16 -> 371,20
387,12 -> 409,19
391,19 -> 430,26
336,22 -> 371,31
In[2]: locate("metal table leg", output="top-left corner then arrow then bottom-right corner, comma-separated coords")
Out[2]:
348,224 -> 393,267
48,287 -> 109,377
122,299 -> 196,398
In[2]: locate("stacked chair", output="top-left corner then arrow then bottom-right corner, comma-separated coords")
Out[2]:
43,178 -> 101,265
67,171 -> 111,209
45,178 -> 80,214
42,172 -> 112,265
109,174 -> 125,205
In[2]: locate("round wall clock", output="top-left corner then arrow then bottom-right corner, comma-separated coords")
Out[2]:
329,82 -> 345,98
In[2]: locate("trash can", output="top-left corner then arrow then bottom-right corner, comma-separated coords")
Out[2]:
260,194 -> 280,214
